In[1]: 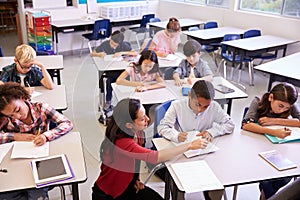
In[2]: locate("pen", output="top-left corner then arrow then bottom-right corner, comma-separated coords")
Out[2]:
25,81 -> 30,87
37,127 -> 41,137
0,168 -> 8,173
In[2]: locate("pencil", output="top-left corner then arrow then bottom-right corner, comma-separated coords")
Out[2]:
37,127 -> 41,136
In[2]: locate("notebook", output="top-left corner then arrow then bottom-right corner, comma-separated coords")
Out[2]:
264,126 -> 300,144
172,131 -> 219,158
31,154 -> 74,187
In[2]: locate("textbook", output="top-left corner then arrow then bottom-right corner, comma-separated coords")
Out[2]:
259,150 -> 297,171
31,154 -> 74,187
172,131 -> 219,158
264,126 -> 300,144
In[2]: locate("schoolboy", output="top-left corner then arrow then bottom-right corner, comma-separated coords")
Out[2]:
173,39 -> 213,86
91,30 -> 137,114
158,80 -> 235,200
0,44 -> 54,90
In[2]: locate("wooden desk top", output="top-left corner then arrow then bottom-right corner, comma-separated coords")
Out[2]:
0,55 -> 64,70
0,132 -> 87,192
254,52 -> 300,80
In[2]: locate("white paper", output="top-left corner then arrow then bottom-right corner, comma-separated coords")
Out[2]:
0,143 -> 13,163
11,141 -> 49,159
103,55 -> 123,62
158,54 -> 177,61
171,160 -> 224,193
171,131 -> 219,158
31,91 -> 42,98
267,126 -> 300,141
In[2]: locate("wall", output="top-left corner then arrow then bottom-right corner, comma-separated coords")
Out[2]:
158,0 -> 300,54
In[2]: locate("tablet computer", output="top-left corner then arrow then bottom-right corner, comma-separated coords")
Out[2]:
215,84 -> 235,94
31,154 -> 74,187
259,150 -> 297,171
182,87 -> 191,96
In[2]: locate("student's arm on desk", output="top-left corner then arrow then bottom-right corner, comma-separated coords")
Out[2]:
33,60 -> 54,90
114,50 -> 138,57
116,70 -> 143,87
242,122 -> 291,139
90,51 -> 106,58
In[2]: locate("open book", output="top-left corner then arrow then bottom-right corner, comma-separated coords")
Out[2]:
172,131 -> 219,158
264,126 -> 300,143
171,160 -> 224,193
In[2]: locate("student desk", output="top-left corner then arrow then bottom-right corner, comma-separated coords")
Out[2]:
221,35 -> 298,85
183,27 -> 245,45
111,76 -> 248,115
153,128 -> 300,200
33,85 -> 68,111
254,52 -> 300,91
0,132 -> 87,200
148,18 -> 205,33
0,55 -> 64,85
93,54 -> 183,123
51,18 -> 143,54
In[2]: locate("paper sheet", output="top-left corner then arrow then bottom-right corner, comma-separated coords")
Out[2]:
0,143 -> 13,163
268,126 -> 300,142
11,141 -> 49,159
31,91 -> 42,98
171,160 -> 224,193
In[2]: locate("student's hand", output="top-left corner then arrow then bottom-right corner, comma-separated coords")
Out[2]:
274,128 -> 291,139
14,133 -> 36,141
197,131 -> 213,142
135,86 -> 147,92
258,117 -> 275,125
25,87 -> 35,94
134,179 -> 145,193
29,60 -> 45,70
113,52 -> 122,57
174,79 -> 185,86
33,134 -> 47,146
189,137 -> 208,150
178,132 -> 188,142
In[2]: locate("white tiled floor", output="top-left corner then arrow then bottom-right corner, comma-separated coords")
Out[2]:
1,31 -> 276,200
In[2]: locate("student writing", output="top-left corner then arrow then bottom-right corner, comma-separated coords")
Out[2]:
242,82 -> 300,200
173,40 -> 213,86
116,50 -> 165,92
92,98 -> 208,200
0,44 -> 54,92
148,17 -> 181,58
0,82 -> 73,200
91,30 -> 138,113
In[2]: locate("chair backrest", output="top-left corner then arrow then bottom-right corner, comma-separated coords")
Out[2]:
149,17 -> 161,23
221,34 -> 241,55
188,26 -> 200,31
93,19 -> 111,40
244,29 -> 261,38
0,46 -> 4,57
140,14 -> 155,28
153,100 -> 174,137
204,21 -> 218,29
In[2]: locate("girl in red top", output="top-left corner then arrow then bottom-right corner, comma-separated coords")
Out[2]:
92,98 -> 208,200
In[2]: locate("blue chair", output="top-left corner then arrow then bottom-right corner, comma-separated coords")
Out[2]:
80,19 -> 111,56
149,17 -> 161,37
218,34 -> 252,87
202,22 -> 220,67
153,100 -> 174,138
132,14 -> 155,34
243,29 -> 277,64
0,46 -> 4,57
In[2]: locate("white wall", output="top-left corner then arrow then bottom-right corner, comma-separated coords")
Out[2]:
158,0 -> 300,54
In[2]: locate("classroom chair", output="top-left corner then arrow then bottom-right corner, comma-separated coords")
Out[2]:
0,46 -> 4,57
217,34 -> 252,88
80,19 -> 111,56
153,100 -> 174,138
131,14 -> 155,34
148,17 -> 161,37
243,29 -> 277,65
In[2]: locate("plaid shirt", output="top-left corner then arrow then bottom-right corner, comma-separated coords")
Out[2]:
0,100 -> 73,143
0,63 -> 44,86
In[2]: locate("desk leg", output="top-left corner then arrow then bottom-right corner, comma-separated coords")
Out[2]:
232,186 -> 238,200
227,99 -> 232,115
98,72 -> 107,125
71,183 -> 79,200
164,169 -> 171,200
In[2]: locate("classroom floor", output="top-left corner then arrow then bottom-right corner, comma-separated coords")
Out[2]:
1,31 -> 288,200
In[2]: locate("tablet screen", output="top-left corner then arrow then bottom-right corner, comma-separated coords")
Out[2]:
36,156 -> 67,179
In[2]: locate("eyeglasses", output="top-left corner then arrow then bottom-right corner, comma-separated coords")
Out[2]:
17,60 -> 32,70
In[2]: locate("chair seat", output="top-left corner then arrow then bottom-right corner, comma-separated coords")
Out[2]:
82,33 -> 108,41
201,45 -> 219,53
221,53 -> 252,63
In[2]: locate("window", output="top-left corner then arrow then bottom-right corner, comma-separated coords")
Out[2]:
240,0 -> 300,18
162,0 -> 229,8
